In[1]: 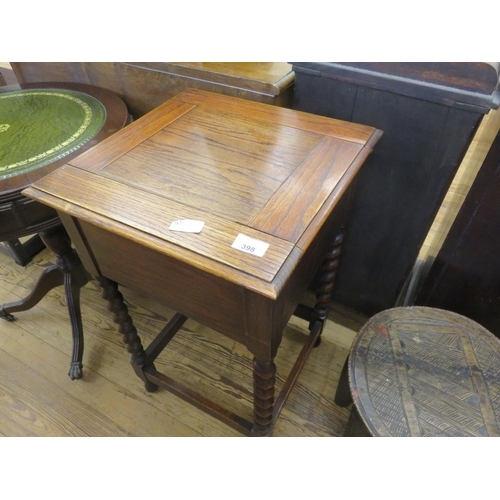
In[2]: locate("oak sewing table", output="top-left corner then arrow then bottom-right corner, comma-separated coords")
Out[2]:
0,82 -> 128,378
24,89 -> 382,436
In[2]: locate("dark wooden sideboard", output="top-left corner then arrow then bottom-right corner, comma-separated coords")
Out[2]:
10,62 -> 295,119
416,126 -> 500,337
291,62 -> 500,316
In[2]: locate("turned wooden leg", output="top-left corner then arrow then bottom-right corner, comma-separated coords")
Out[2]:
310,228 -> 345,347
40,225 -> 89,380
64,270 -> 84,380
96,276 -> 158,392
252,357 -> 276,436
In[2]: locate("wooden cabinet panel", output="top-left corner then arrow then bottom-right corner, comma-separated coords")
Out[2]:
416,127 -> 500,337
291,62 -> 500,316
11,62 -> 295,119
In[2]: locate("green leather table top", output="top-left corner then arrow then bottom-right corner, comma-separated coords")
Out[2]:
0,88 -> 106,180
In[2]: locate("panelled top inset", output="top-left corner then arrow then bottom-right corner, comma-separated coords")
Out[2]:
99,104 -> 323,225
25,89 -> 381,293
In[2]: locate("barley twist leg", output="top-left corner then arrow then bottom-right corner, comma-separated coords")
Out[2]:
252,357 -> 276,436
96,276 -> 158,392
311,229 -> 345,347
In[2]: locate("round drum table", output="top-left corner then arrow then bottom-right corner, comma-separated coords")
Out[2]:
0,82 -> 129,379
336,307 -> 500,437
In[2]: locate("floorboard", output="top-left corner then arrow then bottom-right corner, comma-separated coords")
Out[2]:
0,243 -> 364,437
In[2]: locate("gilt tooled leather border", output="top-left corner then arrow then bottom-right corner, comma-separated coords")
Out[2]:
0,90 -> 105,178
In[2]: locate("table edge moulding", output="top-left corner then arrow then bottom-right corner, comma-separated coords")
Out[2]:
23,89 -> 382,436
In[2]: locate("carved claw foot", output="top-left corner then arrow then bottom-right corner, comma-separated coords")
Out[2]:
68,361 -> 83,380
0,307 -> 15,321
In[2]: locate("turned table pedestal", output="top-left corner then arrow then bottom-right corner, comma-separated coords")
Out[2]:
24,89 -> 381,435
0,82 -> 128,379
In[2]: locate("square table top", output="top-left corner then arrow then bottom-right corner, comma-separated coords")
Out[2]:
24,89 -> 382,299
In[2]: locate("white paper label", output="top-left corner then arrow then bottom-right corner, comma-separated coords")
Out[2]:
231,233 -> 269,257
169,219 -> 205,233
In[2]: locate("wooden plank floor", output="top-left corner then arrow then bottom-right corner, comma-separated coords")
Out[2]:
0,246 -> 365,437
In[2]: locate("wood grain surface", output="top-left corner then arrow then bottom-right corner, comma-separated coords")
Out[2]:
10,62 -> 296,117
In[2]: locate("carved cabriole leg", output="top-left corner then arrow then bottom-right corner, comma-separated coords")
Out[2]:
252,357 -> 276,436
0,265 -> 64,321
64,271 -> 84,380
96,276 -> 158,393
310,228 -> 345,347
1,225 -> 88,378
40,225 -> 89,380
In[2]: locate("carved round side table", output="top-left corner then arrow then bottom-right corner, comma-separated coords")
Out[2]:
0,82 -> 129,379
338,307 -> 500,437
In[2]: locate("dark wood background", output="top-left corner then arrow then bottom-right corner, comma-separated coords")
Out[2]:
291,62 -> 500,316
416,127 -> 500,337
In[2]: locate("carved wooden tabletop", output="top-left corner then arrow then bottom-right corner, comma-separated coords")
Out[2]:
349,307 -> 500,437
24,89 -> 382,435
